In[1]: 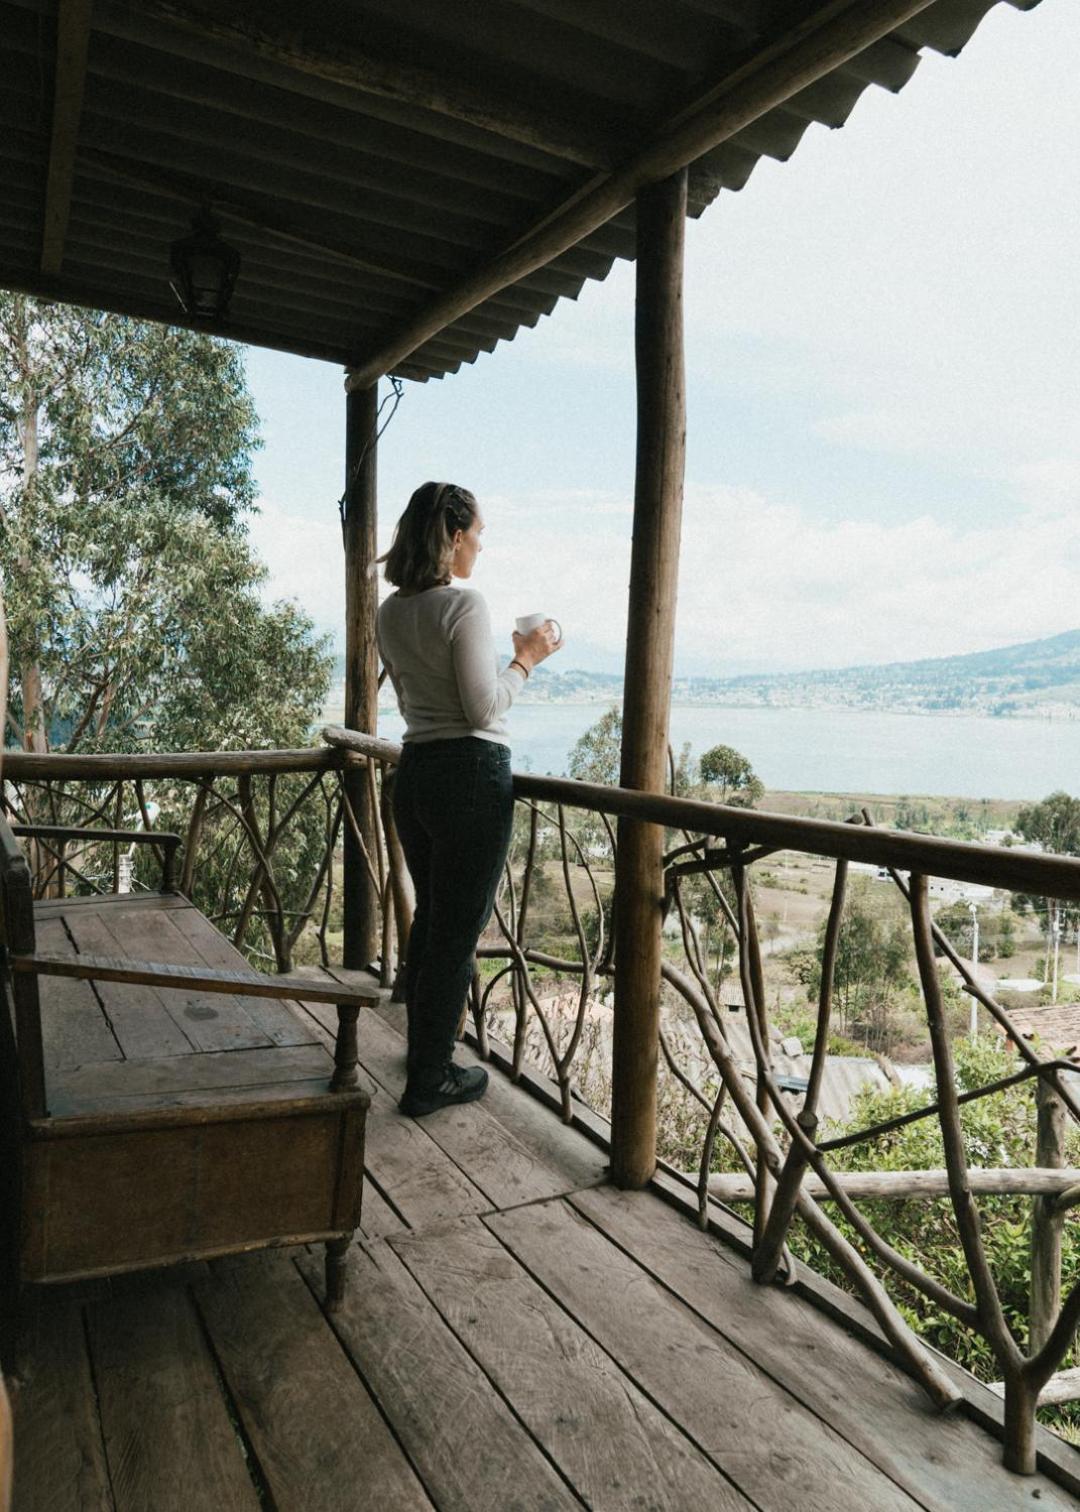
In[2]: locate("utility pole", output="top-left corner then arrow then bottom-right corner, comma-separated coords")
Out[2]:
1052,904 -> 1061,1004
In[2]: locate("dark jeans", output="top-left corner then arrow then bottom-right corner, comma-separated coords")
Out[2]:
393,737 -> 514,1091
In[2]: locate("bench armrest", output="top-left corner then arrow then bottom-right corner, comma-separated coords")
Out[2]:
12,951 -> 379,1007
11,825 -> 182,891
13,952 -> 378,1092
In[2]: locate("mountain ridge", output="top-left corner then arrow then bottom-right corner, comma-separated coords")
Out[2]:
517,629 -> 1080,718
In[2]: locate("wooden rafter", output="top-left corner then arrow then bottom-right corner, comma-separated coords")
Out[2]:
103,0 -> 614,170
344,0 -> 939,391
41,0 -> 94,276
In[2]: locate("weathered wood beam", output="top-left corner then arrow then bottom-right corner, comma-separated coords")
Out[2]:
106,0 -> 613,169
989,1366 -> 1080,1408
323,727 -> 1080,905
710,1168 -> 1080,1203
1030,1078 -> 1067,1352
77,147 -> 441,291
341,383 -> 381,970
0,260 -> 371,369
345,0 -> 938,392
14,950 -> 380,1007
41,0 -> 93,275
1,747 -> 338,779
611,169 -> 687,1191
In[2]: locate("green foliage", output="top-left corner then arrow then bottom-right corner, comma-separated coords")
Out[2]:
699,743 -> 763,807
567,705 -> 622,787
0,294 -> 330,754
1016,791 -> 1080,856
791,877 -> 913,1053
790,1036 -> 1080,1432
935,901 -> 1017,962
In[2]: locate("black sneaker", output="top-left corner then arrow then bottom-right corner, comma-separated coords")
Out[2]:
399,1063 -> 489,1118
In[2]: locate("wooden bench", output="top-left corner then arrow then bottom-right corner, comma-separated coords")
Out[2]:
0,818 -> 377,1366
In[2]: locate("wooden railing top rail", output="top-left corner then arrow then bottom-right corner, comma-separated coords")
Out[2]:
322,725 -> 1080,903
2,747 -> 342,779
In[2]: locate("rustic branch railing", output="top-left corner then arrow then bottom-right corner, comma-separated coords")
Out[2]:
0,747 -> 379,977
323,724 -> 1080,1475
7,731 -> 1080,1472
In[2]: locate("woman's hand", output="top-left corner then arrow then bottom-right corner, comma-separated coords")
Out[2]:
511,620 -> 563,672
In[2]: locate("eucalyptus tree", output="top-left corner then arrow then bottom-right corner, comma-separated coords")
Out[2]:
0,293 -> 329,755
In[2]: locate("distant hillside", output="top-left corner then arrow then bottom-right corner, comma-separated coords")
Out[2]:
518,630 -> 1080,719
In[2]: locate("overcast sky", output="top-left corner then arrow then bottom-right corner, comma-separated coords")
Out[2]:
244,0 -> 1078,677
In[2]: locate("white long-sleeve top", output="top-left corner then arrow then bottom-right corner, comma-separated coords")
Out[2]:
376,586 -> 525,746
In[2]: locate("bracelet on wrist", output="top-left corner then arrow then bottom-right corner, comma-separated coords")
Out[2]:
509,658 -> 530,678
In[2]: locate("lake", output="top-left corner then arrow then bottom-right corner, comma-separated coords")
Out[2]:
374,703 -> 1080,799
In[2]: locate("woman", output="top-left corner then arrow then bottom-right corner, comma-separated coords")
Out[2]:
377,481 -> 561,1116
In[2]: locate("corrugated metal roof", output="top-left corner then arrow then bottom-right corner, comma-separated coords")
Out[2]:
0,0 -> 1042,382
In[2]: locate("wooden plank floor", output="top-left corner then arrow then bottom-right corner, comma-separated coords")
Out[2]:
9,992 -> 1078,1511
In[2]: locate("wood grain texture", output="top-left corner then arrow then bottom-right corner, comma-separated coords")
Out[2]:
357,1177 -> 409,1241
368,995 -> 609,1191
58,902 -> 276,1051
391,1216 -> 751,1511
342,382 -> 381,970
40,0 -> 93,276
195,1252 -> 432,1512
612,168 -> 687,1188
362,1089 -> 491,1228
32,892 -> 190,918
570,1185 -> 1078,1512
87,1282 -> 259,1512
10,1300 -> 113,1512
166,904 -> 319,1046
3,749 -> 338,780
23,945 -> 379,1012
488,1198 -> 921,1512
48,905 -> 195,1061
35,916 -> 122,1070
49,1042 -> 335,1111
315,997 -> 587,1209
24,1111 -> 346,1278
298,1240 -> 580,1511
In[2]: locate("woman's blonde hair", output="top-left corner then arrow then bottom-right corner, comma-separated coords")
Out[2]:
380,481 -> 478,591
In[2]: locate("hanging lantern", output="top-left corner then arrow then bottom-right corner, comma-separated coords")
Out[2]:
169,209 -> 240,321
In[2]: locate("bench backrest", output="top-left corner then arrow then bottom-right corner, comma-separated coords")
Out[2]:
0,816 -> 44,1119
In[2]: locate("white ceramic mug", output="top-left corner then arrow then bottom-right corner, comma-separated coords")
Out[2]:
516,612 -> 563,643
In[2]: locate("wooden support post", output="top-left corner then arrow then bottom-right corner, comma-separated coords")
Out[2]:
341,383 -> 380,970
1030,1075 -> 1067,1352
611,169 -> 687,1189
330,1003 -> 361,1092
41,0 -> 93,276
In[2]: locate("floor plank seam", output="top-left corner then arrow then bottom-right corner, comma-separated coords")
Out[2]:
466,1177 -> 613,1225
187,1278 -> 276,1508
291,1252 -> 439,1508
78,1302 -> 120,1512
383,1230 -> 592,1511
359,1058 -> 515,1211
60,910 -> 126,1061
563,1195 -> 941,1512
357,1031 -> 612,1204
648,1174 -> 1080,1492
481,1204 -> 935,1512
471,1210 -> 765,1512
361,1168 -> 413,1233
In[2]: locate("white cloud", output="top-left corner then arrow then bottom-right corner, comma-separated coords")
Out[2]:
673,482 -> 1080,671
247,474 -> 1080,677
247,497 -> 345,638
243,3 -> 1080,680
